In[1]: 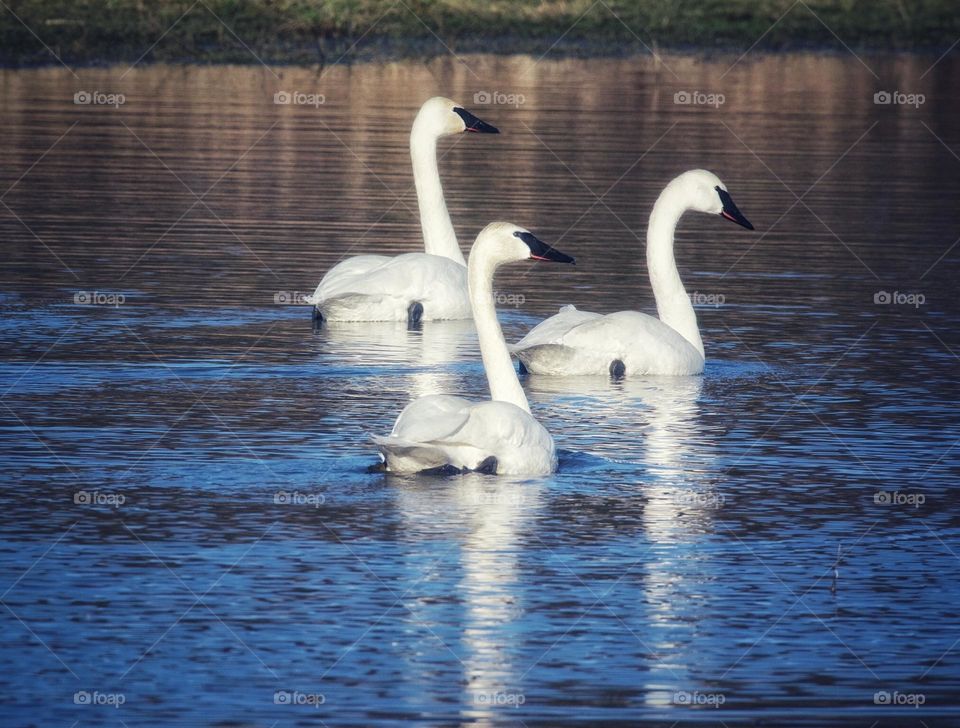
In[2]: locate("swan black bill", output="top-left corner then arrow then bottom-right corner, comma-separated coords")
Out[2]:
514,231 -> 575,264
716,186 -> 754,230
453,107 -> 499,134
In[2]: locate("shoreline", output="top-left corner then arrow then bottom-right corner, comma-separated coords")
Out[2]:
2,0 -> 958,69
1,37 -> 958,72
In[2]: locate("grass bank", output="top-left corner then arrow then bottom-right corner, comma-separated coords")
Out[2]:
2,0 -> 958,67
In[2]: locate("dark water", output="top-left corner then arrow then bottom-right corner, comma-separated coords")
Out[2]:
2,53 -> 960,726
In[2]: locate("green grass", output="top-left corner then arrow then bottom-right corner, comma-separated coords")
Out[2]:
1,0 -> 958,66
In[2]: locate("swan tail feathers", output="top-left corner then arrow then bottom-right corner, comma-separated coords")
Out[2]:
513,344 -> 586,376
314,293 -> 402,323
371,435 -> 453,473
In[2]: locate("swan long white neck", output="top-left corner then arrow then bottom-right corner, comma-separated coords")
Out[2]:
468,251 -> 531,414
410,116 -> 466,267
646,184 -> 705,359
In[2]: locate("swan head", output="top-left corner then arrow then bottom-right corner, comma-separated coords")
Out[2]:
473,222 -> 575,266
414,97 -> 500,138
674,169 -> 754,230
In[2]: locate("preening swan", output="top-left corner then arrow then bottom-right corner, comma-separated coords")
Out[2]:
373,223 -> 575,475
309,97 -> 499,324
511,169 -> 754,377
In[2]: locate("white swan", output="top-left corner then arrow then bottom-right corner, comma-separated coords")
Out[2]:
511,169 -> 754,377
309,96 -> 499,324
373,223 -> 575,475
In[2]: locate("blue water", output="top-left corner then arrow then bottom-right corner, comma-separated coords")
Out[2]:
3,55 -> 960,726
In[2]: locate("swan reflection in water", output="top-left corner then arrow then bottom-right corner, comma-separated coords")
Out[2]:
524,370 -> 722,534
524,372 -> 722,708
390,473 -> 543,724
315,319 -> 476,399
377,371 -> 725,714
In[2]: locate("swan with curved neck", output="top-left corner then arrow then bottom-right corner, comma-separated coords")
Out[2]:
309,97 -> 498,324
511,170 -> 754,377
373,222 -> 575,475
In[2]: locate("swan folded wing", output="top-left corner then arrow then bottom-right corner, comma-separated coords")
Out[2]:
558,310 -> 692,351
310,254 -> 392,302
510,305 -> 603,351
560,311 -> 704,374
448,401 -> 556,474
388,394 -> 474,443
375,398 -> 552,472
373,395 -> 492,473
452,401 -> 551,451
314,253 -> 466,303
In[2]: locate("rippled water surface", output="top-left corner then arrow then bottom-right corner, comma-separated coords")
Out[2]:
2,53 -> 960,726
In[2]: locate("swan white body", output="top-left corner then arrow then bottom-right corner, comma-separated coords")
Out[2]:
374,223 -> 575,475
511,170 -> 754,377
309,252 -> 470,322
309,97 -> 498,323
